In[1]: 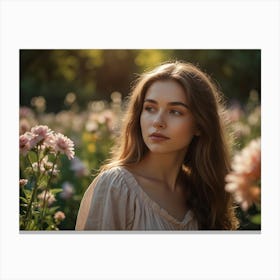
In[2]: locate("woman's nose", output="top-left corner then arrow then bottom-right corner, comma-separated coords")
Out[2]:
152,112 -> 166,129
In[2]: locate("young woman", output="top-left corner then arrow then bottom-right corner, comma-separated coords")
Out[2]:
75,61 -> 239,230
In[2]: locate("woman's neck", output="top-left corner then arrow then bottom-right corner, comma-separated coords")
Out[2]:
131,152 -> 186,192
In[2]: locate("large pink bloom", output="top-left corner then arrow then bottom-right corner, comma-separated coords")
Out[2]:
20,125 -> 75,162
29,125 -> 52,149
225,138 -> 261,211
54,133 -> 75,160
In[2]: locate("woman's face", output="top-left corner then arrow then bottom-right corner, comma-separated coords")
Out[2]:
140,80 -> 199,156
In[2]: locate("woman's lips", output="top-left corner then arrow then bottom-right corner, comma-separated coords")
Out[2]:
149,133 -> 170,141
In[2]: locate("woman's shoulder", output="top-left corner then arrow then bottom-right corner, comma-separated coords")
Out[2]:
98,166 -> 123,179
93,166 -> 132,193
77,166 -> 136,230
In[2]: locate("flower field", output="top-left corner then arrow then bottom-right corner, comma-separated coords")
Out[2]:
19,90 -> 261,230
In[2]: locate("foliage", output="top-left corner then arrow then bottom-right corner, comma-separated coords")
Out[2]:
20,50 -> 260,113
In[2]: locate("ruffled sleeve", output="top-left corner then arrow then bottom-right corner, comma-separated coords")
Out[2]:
75,167 -> 135,230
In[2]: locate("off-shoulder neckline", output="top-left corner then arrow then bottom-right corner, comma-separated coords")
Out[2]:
115,166 -> 194,226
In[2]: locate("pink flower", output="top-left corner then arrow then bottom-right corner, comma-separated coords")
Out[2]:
225,173 -> 260,211
225,138 -> 261,211
20,125 -> 75,166
29,125 -> 52,148
37,190 -> 56,206
43,133 -> 56,150
231,138 -> 261,181
54,211 -> 66,222
20,133 -> 32,156
54,133 -> 75,160
19,179 -> 28,187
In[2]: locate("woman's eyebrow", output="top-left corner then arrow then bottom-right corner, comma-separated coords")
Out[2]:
144,99 -> 189,109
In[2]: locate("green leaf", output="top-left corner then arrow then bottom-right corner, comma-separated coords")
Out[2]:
22,188 -> 32,199
28,152 -> 37,163
20,203 -> 28,207
48,206 -> 60,214
51,188 -> 63,194
20,196 -> 29,204
38,150 -> 46,161
24,167 -> 34,176
37,175 -> 49,188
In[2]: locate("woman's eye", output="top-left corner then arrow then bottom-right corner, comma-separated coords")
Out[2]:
144,106 -> 155,112
170,109 -> 182,116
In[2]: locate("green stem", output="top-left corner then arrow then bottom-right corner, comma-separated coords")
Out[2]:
27,153 -> 36,177
23,151 -> 40,229
39,153 -> 59,228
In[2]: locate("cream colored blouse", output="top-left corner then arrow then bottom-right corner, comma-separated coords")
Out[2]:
75,166 -> 198,231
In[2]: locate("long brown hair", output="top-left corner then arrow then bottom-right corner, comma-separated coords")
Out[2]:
101,61 -> 239,230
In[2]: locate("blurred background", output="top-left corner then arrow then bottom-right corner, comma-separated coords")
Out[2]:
20,49 -> 261,230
